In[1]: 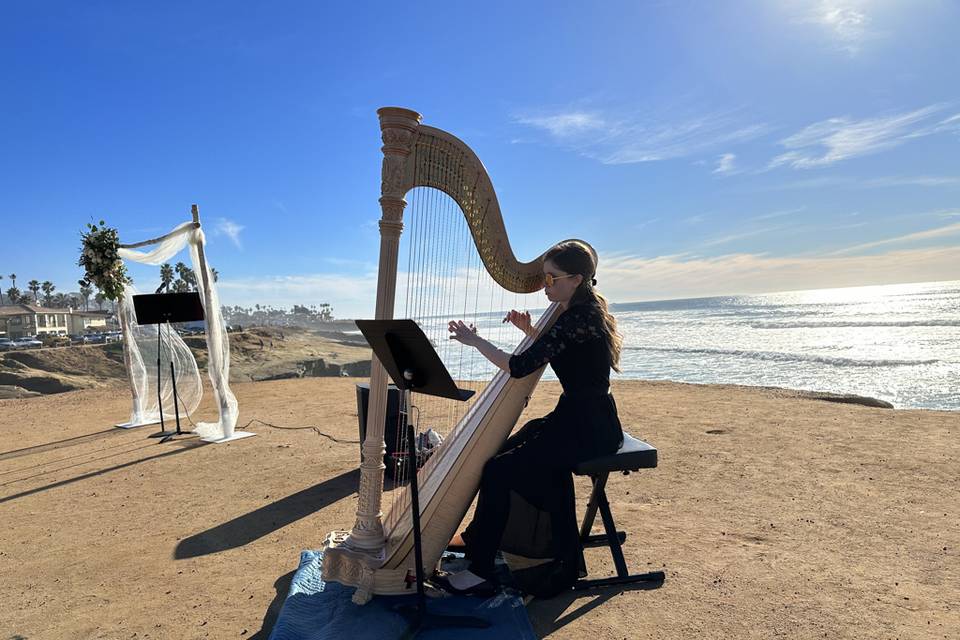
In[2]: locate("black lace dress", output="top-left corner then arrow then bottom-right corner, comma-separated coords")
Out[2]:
461,302 -> 624,596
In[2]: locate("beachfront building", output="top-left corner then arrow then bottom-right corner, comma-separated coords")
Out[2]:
0,304 -> 105,338
68,311 -> 108,335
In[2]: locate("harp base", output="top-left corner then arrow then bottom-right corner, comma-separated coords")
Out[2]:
324,530 -> 447,604
323,530 -> 386,605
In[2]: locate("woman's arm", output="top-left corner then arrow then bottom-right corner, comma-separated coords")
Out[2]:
448,320 -> 511,372
473,336 -> 511,372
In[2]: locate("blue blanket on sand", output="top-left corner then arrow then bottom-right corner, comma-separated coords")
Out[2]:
267,550 -> 536,640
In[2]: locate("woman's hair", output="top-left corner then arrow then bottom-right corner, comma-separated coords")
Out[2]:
544,240 -> 622,372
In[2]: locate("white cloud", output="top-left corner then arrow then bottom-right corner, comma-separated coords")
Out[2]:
697,225 -> 787,249
514,112 -> 607,137
862,175 -> 960,188
749,206 -> 807,221
215,239 -> 960,317
804,1 -> 871,54
515,108 -> 768,166
604,122 -> 767,165
634,217 -> 661,231
217,272 -> 378,319
796,0 -> 884,56
596,245 -> 960,304
769,104 -> 960,169
215,265 -> 538,320
713,153 -> 738,175
214,218 -> 245,249
735,174 -> 960,193
827,221 -> 960,255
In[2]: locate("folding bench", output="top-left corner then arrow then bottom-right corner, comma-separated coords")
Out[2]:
573,432 -> 666,589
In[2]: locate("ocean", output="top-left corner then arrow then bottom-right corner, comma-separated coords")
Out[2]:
419,280 -> 959,412
610,280 -> 959,411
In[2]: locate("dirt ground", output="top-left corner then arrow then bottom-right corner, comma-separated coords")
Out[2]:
1,378 -> 957,639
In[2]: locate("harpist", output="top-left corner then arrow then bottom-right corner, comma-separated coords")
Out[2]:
446,240 -> 624,597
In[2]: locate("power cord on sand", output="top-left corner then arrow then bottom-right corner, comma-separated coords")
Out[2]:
238,418 -> 360,445
170,395 -> 360,445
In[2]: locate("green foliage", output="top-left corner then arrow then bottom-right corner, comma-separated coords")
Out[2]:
78,220 -> 131,301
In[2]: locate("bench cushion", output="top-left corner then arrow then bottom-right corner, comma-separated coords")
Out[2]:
574,433 -> 657,475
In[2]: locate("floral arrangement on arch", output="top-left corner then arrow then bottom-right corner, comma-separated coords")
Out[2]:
78,220 -> 131,301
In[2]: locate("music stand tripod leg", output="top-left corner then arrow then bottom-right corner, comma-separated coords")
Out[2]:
160,321 -> 189,443
149,321 -> 170,438
394,389 -> 489,638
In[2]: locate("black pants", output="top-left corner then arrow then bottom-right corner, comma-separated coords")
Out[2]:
462,394 -> 623,581
462,419 -> 563,577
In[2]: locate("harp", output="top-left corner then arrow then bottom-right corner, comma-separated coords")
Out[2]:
322,107 -> 590,604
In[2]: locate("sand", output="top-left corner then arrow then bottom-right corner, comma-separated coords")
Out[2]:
1,378 -> 957,639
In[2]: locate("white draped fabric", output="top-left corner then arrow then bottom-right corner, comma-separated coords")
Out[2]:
117,221 -> 238,439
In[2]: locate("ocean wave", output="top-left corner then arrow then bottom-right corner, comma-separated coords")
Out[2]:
624,345 -> 939,368
747,319 -> 960,329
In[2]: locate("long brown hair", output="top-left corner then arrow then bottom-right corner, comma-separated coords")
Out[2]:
544,241 -> 622,372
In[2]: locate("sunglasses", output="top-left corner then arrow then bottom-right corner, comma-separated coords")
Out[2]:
543,273 -> 576,287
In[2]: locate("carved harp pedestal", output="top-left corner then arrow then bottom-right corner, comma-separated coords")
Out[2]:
322,107 -> 589,604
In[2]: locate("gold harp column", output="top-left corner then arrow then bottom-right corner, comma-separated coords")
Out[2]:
348,107 -> 422,551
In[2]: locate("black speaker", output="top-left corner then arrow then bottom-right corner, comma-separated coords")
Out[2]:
355,383 -> 404,478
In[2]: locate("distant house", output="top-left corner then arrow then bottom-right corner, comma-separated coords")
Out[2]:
0,304 -> 107,338
69,311 -> 109,335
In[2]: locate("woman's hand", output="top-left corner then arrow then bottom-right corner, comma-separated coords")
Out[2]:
502,309 -> 534,336
448,320 -> 480,346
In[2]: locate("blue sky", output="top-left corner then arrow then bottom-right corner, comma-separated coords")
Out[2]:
1,0 -> 958,317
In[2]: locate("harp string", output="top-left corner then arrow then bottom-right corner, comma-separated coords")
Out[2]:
383,140 -> 545,535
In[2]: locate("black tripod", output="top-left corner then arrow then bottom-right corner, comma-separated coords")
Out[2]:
132,292 -> 205,442
151,321 -> 187,442
355,319 -> 489,639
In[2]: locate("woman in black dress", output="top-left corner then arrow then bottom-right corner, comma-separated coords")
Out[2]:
445,240 -> 624,596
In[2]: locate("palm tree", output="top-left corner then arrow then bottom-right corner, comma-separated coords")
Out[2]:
174,262 -> 196,291
8,273 -> 16,289
160,263 -> 174,292
94,291 -> 106,311
6,287 -> 21,304
0,274 -> 4,304
78,281 -> 93,311
41,281 -> 55,306
28,280 -> 41,304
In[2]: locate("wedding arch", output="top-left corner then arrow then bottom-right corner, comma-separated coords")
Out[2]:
84,205 -> 251,443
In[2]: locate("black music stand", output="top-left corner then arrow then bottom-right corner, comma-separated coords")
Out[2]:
133,292 -> 205,443
354,319 -> 487,639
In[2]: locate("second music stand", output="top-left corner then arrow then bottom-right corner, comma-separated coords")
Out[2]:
133,292 -> 205,442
